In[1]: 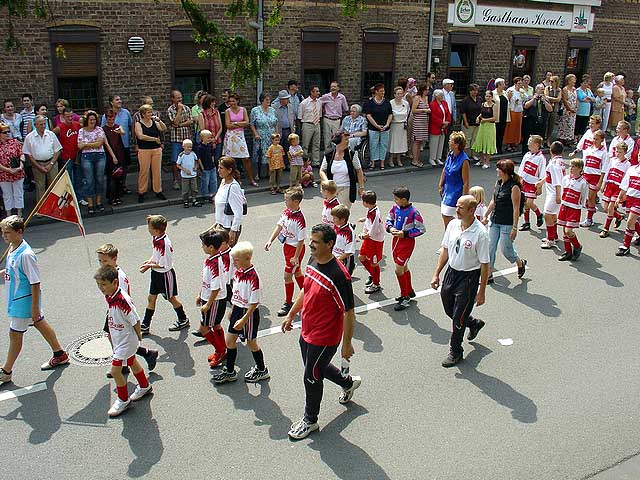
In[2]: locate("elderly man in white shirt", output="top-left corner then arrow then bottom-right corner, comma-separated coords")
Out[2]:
442,78 -> 458,159
22,115 -> 62,199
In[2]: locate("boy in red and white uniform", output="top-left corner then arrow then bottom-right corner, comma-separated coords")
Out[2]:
139,215 -> 189,334
557,158 -> 589,261
95,265 -> 152,418
331,205 -> 355,275
213,242 -> 270,384
517,135 -> 546,231
572,115 -> 606,154
608,120 -> 634,163
320,180 -> 339,226
265,187 -> 306,318
580,130 -> 609,227
213,228 -> 234,304
600,141 -> 631,238
614,162 -> 640,256
541,142 -> 566,249
196,229 -> 228,369
358,190 -> 385,294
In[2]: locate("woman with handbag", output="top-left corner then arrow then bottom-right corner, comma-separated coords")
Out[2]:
0,122 -> 25,218
318,131 -> 365,208
389,86 -> 409,167
214,156 -> 246,247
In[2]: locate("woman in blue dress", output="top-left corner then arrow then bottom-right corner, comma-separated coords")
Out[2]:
438,131 -> 471,229
249,93 -> 278,182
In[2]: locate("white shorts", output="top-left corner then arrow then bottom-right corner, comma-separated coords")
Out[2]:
441,203 -> 457,217
544,196 -> 561,215
9,313 -> 43,333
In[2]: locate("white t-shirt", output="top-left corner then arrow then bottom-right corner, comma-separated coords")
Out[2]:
151,234 -> 173,273
214,180 -> 245,231
177,151 -> 198,178
620,165 -> 640,199
333,223 -> 355,257
218,247 -> 234,287
106,288 -> 140,360
363,206 -> 385,242
277,208 -> 307,246
231,265 -> 261,308
545,156 -> 565,199
474,203 -> 487,222
441,218 -> 490,272
322,196 -> 340,226
583,145 -> 609,176
518,151 -> 546,184
320,152 -> 362,188
201,253 -> 226,302
608,135 -> 634,162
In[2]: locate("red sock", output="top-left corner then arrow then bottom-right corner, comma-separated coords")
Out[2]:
563,236 -> 573,254
604,216 -> 613,230
117,385 -> 129,401
570,235 -> 581,248
551,224 -> 558,240
524,210 -> 530,222
396,272 -> 406,296
624,228 -> 633,247
614,210 -> 622,220
534,207 -> 541,216
285,282 -> 294,303
372,265 -> 381,285
360,257 -> 373,276
213,328 -> 226,354
405,270 -> 413,294
546,225 -> 554,240
203,330 -> 216,348
295,275 -> 304,289
134,370 -> 149,389
587,207 -> 595,220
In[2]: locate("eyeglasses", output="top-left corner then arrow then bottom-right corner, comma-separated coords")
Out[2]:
0,130 -> 9,134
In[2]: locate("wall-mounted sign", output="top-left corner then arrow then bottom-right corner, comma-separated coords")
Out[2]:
449,0 -> 594,32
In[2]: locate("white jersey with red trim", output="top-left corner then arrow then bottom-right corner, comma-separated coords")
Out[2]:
604,158 -> 631,187
518,151 -> 546,185
201,253 -> 225,301
620,165 -> 640,199
583,145 -> 609,176
333,223 -> 355,257
577,128 -> 607,152
561,174 -> 589,209
363,206 -> 385,242
322,197 -> 340,226
545,155 -> 565,198
608,135 -> 634,162
151,234 -> 173,273
474,203 -> 488,221
218,247 -> 234,286
106,288 -> 140,360
116,266 -> 131,296
231,265 -> 261,308
277,208 -> 307,247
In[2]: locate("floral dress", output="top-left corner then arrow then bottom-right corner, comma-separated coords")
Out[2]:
250,106 -> 278,165
558,87 -> 577,141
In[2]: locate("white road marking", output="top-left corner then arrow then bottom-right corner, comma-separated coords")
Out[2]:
0,382 -> 47,402
258,266 -> 519,338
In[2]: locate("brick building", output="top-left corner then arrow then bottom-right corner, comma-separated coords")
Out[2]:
0,0 -> 638,114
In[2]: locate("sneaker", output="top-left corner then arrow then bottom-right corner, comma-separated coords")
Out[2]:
338,376 -> 361,404
130,384 -> 153,402
441,352 -> 463,368
183,202 -> 190,208
277,302 -> 292,317
616,246 -> 630,256
558,252 -> 573,261
40,352 -> 69,370
191,330 -> 204,338
536,213 -> 544,228
208,351 -> 227,369
474,160 -> 483,167
540,238 -> 556,249
108,398 -> 131,417
395,290 -> 416,302
193,201 -> 203,207
615,215 -> 625,229
364,284 -> 381,294
394,297 -> 411,311
288,417 -> 319,440
467,320 -> 486,341
79,199 -> 89,206
634,236 -> 640,246
146,349 -> 159,371
140,323 -> 150,335
168,319 -> 190,331
519,222 -> 531,231
580,218 -> 594,228
212,367 -> 238,384
173,181 -> 180,191
572,246 -> 582,260
156,192 -> 167,200
481,164 -> 490,169
517,259 -> 527,278
599,230 -> 609,238
0,368 -> 12,384
365,276 -> 373,286
244,366 -> 270,383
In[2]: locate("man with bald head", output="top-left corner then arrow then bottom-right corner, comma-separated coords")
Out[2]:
431,194 -> 490,367
22,115 -> 62,199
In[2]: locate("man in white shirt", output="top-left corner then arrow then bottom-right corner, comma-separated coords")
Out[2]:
320,81 -> 349,152
431,194 -> 490,368
442,79 -> 457,160
298,86 -> 322,166
22,115 -> 62,200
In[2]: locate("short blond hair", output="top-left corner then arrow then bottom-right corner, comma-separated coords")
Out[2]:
331,204 -> 350,221
182,139 -> 193,148
320,180 -> 337,194
570,158 -> 584,171
528,134 -> 543,146
288,133 -> 299,143
139,104 -> 153,115
231,241 -> 254,258
200,129 -> 212,138
616,141 -> 629,152
96,243 -> 118,258
146,214 -> 167,232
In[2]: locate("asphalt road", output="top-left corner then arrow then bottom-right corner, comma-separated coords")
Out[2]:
1,164 -> 639,480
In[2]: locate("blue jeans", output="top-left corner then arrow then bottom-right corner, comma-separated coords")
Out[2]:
65,160 -> 86,200
200,169 -> 218,197
170,142 -> 182,163
81,152 -> 106,199
368,129 -> 390,162
489,223 -> 519,268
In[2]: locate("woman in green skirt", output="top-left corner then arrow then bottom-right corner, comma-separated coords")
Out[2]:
473,90 -> 499,169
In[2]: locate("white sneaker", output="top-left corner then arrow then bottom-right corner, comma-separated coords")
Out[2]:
481,164 -> 490,169
108,397 -> 131,417
436,159 -> 444,166
0,368 -> 12,384
540,238 -> 556,249
580,219 -> 594,227
338,376 -> 362,404
428,158 -> 437,166
288,417 -> 319,440
130,384 -> 153,401
79,199 -> 89,206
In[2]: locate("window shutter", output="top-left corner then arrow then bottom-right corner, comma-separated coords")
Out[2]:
173,42 -> 210,71
363,43 -> 394,72
54,43 -> 98,78
303,42 -> 337,69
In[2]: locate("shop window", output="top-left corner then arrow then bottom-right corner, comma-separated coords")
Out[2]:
565,38 -> 592,82
170,28 -> 213,104
49,27 -> 101,112
448,44 -> 474,99
302,28 -> 339,95
362,30 -> 398,101
510,36 -> 538,83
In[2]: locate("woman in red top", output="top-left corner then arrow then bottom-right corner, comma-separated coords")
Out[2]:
0,123 -> 26,217
196,95 -> 223,160
428,89 -> 451,167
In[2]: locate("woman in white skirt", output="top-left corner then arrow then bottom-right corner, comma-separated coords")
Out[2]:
389,86 -> 409,167
223,93 -> 256,187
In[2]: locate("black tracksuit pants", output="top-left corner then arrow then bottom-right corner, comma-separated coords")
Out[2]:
440,266 -> 481,356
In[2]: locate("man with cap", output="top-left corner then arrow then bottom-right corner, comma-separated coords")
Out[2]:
442,79 -> 458,160
320,81 -> 349,152
272,89 -> 297,166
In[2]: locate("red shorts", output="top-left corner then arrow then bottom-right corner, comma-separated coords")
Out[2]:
625,196 -> 640,215
602,183 -> 621,203
283,243 -> 305,274
359,238 -> 384,264
391,236 -> 415,266
583,173 -> 601,192
112,355 -> 135,367
522,181 -> 538,199
557,205 -> 582,228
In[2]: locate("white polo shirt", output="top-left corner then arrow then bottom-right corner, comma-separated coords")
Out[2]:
441,218 -> 490,271
22,129 -> 62,161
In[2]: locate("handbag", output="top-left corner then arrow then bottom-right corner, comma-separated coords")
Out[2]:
223,182 -> 248,216
9,157 -> 21,169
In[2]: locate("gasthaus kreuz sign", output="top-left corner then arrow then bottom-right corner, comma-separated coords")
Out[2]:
449,0 -> 595,33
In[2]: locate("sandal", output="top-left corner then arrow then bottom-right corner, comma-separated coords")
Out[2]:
270,189 -> 277,195
250,181 -> 258,187
88,206 -> 95,215
411,162 -> 424,168
97,204 -> 105,212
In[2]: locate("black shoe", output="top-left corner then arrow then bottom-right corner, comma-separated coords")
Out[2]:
572,246 -> 582,260
140,323 -> 150,335
519,223 -> 530,231
97,204 -> 105,213
138,194 -> 145,203
193,201 -> 202,207
616,246 -> 630,256
191,330 -> 204,338
467,320 -> 485,341
487,274 -> 494,284
365,276 -> 373,286
156,192 -> 167,200
87,206 -> 95,215
396,290 -> 416,301
146,349 -> 158,371
169,319 -> 190,331
394,297 -> 411,311
517,259 -> 527,278
442,352 -> 462,368
536,214 -> 544,228
634,237 -> 640,247
277,303 -> 292,317
558,252 -> 573,261
183,202 -> 190,208
615,215 -> 625,229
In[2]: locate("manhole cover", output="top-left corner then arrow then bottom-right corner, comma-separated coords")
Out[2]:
66,331 -> 113,366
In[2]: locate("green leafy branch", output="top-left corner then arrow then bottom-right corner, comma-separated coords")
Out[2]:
1,0 -> 58,49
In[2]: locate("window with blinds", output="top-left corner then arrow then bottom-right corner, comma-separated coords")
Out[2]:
361,42 -> 396,100
171,40 -> 212,105
301,28 -> 339,95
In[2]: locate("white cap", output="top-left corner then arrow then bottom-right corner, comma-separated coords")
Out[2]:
443,78 -> 454,85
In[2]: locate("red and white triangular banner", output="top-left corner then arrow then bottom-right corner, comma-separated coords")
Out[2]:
36,170 -> 85,236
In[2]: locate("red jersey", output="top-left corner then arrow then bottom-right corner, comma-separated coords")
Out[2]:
57,121 -> 81,161
322,196 -> 340,226
332,223 -> 355,258
277,208 -> 307,247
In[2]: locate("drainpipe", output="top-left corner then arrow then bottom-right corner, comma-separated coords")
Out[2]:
256,0 -> 264,103
426,0 -> 436,75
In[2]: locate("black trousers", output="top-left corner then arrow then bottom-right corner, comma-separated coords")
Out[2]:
495,122 -> 506,154
299,336 -> 352,424
520,118 -> 547,160
440,266 -> 481,356
280,128 -> 291,168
